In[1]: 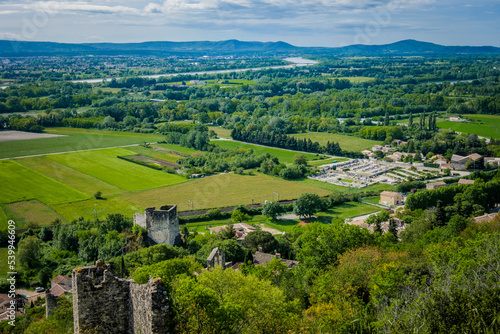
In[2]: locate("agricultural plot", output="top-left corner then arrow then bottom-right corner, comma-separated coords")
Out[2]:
208,126 -> 232,138
291,132 -> 382,152
0,160 -> 89,205
52,196 -> 142,223
17,156 -> 125,197
0,127 -> 166,159
122,172 -> 331,211
212,140 -> 321,163
152,143 -> 200,156
48,148 -> 186,191
4,200 -> 65,228
437,114 -> 500,139
126,146 -> 184,163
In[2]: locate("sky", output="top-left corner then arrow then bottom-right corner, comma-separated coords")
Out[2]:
0,0 -> 498,47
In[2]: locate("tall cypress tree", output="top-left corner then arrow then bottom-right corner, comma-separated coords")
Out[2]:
408,112 -> 413,127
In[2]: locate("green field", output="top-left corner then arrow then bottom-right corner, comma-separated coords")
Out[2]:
437,114 -> 500,139
315,202 -> 380,223
122,172 -> 331,211
291,132 -> 382,152
307,157 -> 349,167
335,76 -> 377,84
152,143 -> 200,156
0,128 -> 166,159
17,156 -> 125,197
5,200 -> 65,227
52,196 -> 142,223
47,148 -> 186,191
212,140 -> 321,163
0,160 -> 90,205
208,126 -> 232,138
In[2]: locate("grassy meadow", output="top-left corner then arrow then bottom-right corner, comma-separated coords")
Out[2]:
122,172 -> 331,211
212,140 -> 322,163
47,148 -> 186,191
437,114 -> 500,139
0,127 -> 166,159
291,132 -> 382,152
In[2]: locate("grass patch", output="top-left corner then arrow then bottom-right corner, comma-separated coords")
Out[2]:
47,148 -> 187,191
0,160 -> 90,205
315,202 -> 380,223
52,196 -> 142,223
308,158 -> 349,167
437,114 -> 500,139
0,127 -> 166,159
122,172 -> 330,211
153,143 -> 200,156
4,200 -> 66,228
208,126 -> 232,138
126,146 -> 184,163
212,140 -> 319,163
335,76 -> 377,83
17,156 -> 125,197
291,132 -> 382,152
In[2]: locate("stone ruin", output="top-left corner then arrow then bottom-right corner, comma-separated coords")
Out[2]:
134,205 -> 180,246
72,260 -> 169,334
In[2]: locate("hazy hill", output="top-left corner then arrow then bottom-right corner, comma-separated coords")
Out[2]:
0,39 -> 498,57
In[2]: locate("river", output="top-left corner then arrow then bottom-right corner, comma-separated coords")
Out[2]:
72,57 -> 318,84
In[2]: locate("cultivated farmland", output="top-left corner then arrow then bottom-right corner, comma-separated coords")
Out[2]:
437,114 -> 500,139
0,127 -> 166,159
212,140 -> 323,163
47,148 -> 186,191
291,132 -> 382,152
122,172 -> 331,211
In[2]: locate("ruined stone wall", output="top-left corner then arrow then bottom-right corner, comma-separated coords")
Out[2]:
133,213 -> 147,228
145,205 -> 179,246
129,279 -> 169,334
73,268 -> 130,334
45,290 -> 60,318
72,264 -> 169,334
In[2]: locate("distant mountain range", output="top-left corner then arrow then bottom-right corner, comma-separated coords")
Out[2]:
0,39 -> 499,57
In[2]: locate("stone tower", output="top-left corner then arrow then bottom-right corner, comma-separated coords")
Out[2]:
134,205 -> 179,245
72,261 -> 169,334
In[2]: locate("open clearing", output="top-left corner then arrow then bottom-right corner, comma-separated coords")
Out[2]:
17,156 -> 125,197
315,202 -> 380,223
52,196 -> 142,223
291,132 -> 382,152
208,126 -> 232,138
0,130 -> 65,143
212,140 -> 322,163
0,127 -> 166,159
4,200 -> 65,228
47,148 -> 186,191
122,172 -> 331,211
437,114 -> 500,139
0,160 -> 90,205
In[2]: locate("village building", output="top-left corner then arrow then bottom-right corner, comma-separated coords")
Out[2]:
253,251 -> 299,269
209,223 -> 256,242
458,179 -> 475,185
426,181 -> 447,190
379,191 -> 403,206
451,153 -> 483,170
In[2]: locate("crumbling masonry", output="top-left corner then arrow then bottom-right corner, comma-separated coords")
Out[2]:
134,205 -> 179,246
72,261 -> 169,334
